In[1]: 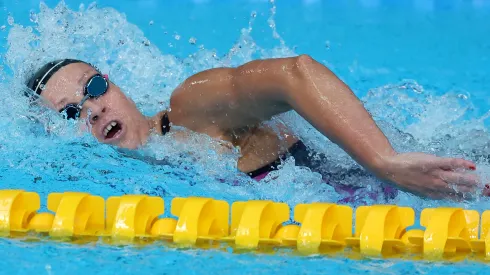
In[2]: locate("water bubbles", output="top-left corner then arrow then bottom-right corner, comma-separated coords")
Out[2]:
0,25 -> 5,31
188,37 -> 197,45
45,264 -> 52,274
75,87 -> 83,97
174,34 -> 180,40
87,2 -> 97,10
149,20 -> 154,26
266,0 -> 284,43
29,11 -> 38,24
251,11 -> 257,18
7,15 -> 14,26
142,39 -> 151,46
268,20 -> 275,29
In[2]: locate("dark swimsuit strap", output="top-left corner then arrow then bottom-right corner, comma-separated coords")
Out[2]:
161,112 -> 171,135
247,140 -> 307,178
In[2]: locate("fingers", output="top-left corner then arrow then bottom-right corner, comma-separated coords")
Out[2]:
481,184 -> 490,197
438,171 -> 479,188
427,177 -> 477,201
422,179 -> 458,199
437,157 -> 476,171
433,159 -> 481,200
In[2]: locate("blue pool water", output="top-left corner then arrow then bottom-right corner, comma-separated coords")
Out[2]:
1,0 -> 490,274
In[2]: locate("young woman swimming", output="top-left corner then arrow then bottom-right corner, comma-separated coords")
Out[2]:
25,55 -> 479,200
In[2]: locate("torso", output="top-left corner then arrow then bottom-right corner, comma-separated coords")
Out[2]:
153,111 -> 299,174
226,124 -> 299,173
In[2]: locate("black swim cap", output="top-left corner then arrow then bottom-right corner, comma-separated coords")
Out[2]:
25,59 -> 85,96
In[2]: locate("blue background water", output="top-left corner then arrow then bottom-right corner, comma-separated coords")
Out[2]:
1,0 -> 490,274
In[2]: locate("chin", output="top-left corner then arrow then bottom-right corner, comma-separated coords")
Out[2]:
117,139 -> 143,150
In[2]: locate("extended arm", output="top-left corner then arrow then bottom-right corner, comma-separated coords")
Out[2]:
281,55 -> 396,173
170,55 -> 478,198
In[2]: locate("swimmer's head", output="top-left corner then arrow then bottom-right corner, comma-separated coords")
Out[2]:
25,59 -> 152,149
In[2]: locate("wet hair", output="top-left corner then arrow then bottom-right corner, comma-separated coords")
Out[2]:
25,59 -> 85,97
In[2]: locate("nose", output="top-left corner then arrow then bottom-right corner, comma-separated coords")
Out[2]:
83,100 -> 106,125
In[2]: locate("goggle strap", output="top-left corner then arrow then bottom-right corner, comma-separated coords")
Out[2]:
34,60 -> 65,94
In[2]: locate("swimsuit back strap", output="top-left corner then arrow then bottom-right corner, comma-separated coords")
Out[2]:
161,112 -> 171,135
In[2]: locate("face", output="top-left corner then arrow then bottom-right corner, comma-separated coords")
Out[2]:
40,62 -> 151,149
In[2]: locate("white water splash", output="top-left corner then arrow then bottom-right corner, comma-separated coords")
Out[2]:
1,1 -> 490,210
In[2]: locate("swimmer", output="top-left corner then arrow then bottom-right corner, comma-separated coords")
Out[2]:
25,56 -> 480,200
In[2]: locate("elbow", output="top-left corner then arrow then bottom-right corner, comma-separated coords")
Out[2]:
287,54 -> 322,91
288,54 -> 316,84
292,54 -> 336,85
296,54 -> 317,71
296,54 -> 315,66
285,54 -> 340,102
279,55 -> 317,102
295,54 -> 330,75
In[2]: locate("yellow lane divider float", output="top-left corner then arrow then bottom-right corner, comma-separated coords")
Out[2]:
1,189 -> 490,261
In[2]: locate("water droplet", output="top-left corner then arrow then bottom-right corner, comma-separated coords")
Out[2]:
29,11 -> 38,23
458,94 -> 468,100
87,2 -> 97,10
7,15 -> 14,26
325,40 -> 330,49
251,11 -> 257,18
0,26 -> 6,31
188,37 -> 197,44
149,20 -> 154,25
174,34 -> 180,40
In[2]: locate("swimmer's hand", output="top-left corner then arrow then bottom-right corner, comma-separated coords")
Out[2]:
379,152 -> 478,199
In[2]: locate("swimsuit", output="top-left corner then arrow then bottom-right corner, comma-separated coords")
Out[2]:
161,112 -> 171,135
247,140 -> 398,204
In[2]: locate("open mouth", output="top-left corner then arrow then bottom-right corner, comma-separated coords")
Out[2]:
103,121 -> 122,140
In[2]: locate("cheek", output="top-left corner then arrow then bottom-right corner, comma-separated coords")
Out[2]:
78,120 -> 102,139
79,120 -> 91,131
107,92 -> 135,111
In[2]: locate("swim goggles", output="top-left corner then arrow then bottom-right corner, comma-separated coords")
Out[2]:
59,74 -> 109,120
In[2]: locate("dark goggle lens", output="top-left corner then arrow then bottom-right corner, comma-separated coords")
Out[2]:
61,104 -> 81,120
86,75 -> 108,97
